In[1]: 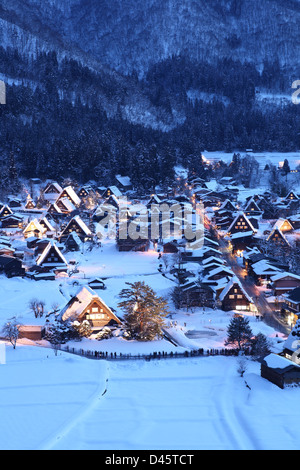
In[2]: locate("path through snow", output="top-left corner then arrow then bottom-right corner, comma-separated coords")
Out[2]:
45,357 -> 265,450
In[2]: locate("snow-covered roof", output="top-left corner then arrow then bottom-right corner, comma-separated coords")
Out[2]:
106,186 -> 122,198
202,256 -> 225,265
40,217 -> 55,232
0,245 -> 14,253
24,218 -> 46,235
272,218 -> 293,231
227,212 -> 257,234
66,231 -> 82,246
204,266 -> 235,280
0,237 -> 12,247
36,240 -> 68,267
147,195 -> 161,205
251,260 -> 282,276
63,215 -> 92,236
202,276 -> 231,292
44,182 -> 63,194
115,175 -> 132,187
59,286 -> 120,324
106,194 -> 120,205
264,353 -> 300,370
284,321 -> 300,355
230,230 -> 254,240
282,287 -> 300,303
7,196 -> 21,202
285,190 -> 299,200
218,276 -> 253,303
79,184 -> 94,193
48,203 -> 63,214
271,272 -> 300,282
204,237 -> 219,246
197,245 -> 220,255
0,235 -> 10,242
219,199 -> 236,210
58,197 -> 76,213
59,186 -> 81,206
175,262 -> 201,273
243,247 -> 261,259
88,278 -> 105,285
244,197 -> 261,212
267,227 -> 289,245
0,205 -> 13,216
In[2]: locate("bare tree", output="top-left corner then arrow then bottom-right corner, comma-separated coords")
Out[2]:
50,302 -> 60,315
161,254 -> 171,272
2,317 -> 21,349
29,299 -> 46,318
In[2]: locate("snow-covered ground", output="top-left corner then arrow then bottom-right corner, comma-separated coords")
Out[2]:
202,151 -> 300,171
0,240 -> 290,450
1,344 -> 300,450
0,239 -> 285,355
0,241 -> 165,327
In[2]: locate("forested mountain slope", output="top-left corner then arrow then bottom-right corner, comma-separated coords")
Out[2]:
1,0 -> 299,75
0,0 -> 298,187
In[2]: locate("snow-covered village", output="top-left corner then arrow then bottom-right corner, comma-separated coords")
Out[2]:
1,150 -> 300,450
1,0 -> 300,453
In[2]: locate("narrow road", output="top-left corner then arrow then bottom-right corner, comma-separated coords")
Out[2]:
218,236 -> 290,336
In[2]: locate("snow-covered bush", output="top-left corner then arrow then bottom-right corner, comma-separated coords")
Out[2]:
72,320 -> 92,339
94,327 -> 112,341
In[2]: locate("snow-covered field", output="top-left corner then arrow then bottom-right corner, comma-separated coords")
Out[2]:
1,345 -> 300,450
0,239 -> 291,450
203,151 -> 300,171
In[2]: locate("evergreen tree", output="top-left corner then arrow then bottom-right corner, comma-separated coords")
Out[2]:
251,333 -> 271,361
171,284 -> 184,310
44,320 -> 74,350
231,153 -> 241,174
281,159 -> 290,177
226,315 -> 253,351
0,165 -> 10,200
118,282 -> 169,341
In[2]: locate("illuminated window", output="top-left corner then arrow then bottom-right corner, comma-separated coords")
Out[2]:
87,314 -> 106,320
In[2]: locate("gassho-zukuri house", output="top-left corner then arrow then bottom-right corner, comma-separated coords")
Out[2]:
57,286 -> 122,331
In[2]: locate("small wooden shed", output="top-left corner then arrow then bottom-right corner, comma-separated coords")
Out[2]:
19,326 -> 45,341
261,354 -> 300,389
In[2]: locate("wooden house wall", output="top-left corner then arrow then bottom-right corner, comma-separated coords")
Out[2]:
261,364 -> 284,389
273,279 -> 300,295
221,285 -> 251,311
79,300 -> 120,328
